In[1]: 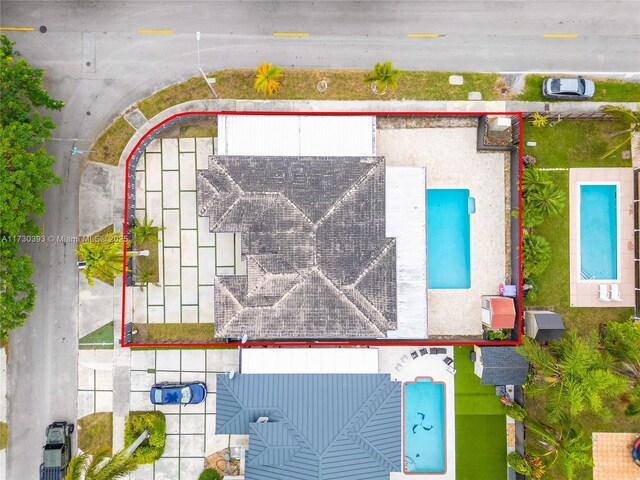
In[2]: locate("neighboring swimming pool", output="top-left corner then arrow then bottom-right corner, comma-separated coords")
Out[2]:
579,183 -> 618,281
404,378 -> 446,474
427,189 -> 471,289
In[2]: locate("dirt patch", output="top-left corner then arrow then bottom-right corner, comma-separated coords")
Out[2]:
204,448 -> 241,477
493,77 -> 514,100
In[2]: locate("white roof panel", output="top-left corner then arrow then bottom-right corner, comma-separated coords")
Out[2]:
240,348 -> 379,374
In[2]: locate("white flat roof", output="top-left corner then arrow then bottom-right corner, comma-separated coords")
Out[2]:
385,166 -> 428,338
218,115 -> 376,156
240,348 -> 379,374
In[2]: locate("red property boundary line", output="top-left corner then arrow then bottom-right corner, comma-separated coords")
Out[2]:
120,111 -> 524,348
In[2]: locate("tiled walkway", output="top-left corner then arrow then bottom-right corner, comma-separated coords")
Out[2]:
592,432 -> 640,480
77,350 -> 114,418
128,349 -> 247,480
132,137 -> 245,325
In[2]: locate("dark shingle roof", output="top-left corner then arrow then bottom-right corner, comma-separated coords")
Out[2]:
216,374 -> 402,480
198,156 -> 397,339
479,346 -> 529,385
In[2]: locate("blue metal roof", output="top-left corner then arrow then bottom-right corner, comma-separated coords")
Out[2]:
216,374 -> 402,480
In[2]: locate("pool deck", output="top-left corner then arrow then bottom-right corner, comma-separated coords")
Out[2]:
569,168 -> 635,307
377,128 -> 508,337
378,347 -> 456,480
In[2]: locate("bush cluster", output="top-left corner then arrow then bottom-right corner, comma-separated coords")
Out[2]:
124,411 -> 166,463
198,469 -> 222,480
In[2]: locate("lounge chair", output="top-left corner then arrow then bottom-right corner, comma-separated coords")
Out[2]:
411,350 -> 419,359
401,354 -> 409,363
395,362 -> 403,371
419,348 -> 428,356
443,356 -> 456,375
598,284 -> 610,302
610,284 -> 622,302
436,348 -> 447,354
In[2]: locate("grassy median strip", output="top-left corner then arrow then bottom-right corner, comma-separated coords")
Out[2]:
517,74 -> 640,102
133,323 -> 217,344
88,117 -> 136,166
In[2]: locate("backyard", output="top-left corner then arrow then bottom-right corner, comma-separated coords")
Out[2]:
522,117 -> 640,478
454,346 -> 507,480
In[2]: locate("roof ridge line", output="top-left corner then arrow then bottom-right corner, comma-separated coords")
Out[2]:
214,278 -> 245,334
351,238 -> 396,287
314,158 -> 382,227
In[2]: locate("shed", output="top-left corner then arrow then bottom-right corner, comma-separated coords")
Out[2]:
473,346 -> 529,385
524,311 -> 565,342
481,296 -> 516,329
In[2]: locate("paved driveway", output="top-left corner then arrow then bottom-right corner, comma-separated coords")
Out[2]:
128,349 -> 246,480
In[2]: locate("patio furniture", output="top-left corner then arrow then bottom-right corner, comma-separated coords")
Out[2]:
436,348 -> 447,354
470,350 -> 477,362
598,284 -> 610,302
429,348 -> 438,354
610,284 -> 622,302
419,348 -> 428,356
411,351 -> 419,359
443,356 -> 454,366
499,283 -> 517,298
401,354 -> 409,363
443,356 -> 456,375
395,362 -> 403,371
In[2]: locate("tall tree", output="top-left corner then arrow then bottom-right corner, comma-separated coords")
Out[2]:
0,241 -> 35,339
603,320 -> 640,415
517,332 -> 629,422
63,449 -> 139,480
600,104 -> 640,159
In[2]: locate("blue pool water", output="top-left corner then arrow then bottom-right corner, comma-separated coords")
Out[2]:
580,185 -> 617,280
404,378 -> 446,473
427,189 -> 471,289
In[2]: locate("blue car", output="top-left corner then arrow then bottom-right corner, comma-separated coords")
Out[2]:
150,382 -> 207,405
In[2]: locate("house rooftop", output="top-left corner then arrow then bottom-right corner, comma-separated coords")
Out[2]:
216,373 -> 402,480
198,155 -> 397,339
478,346 -> 529,385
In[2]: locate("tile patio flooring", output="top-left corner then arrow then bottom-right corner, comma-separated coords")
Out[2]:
128,349 -> 247,480
592,432 -> 640,480
77,350 -> 114,419
131,137 -> 246,326
569,168 -> 635,307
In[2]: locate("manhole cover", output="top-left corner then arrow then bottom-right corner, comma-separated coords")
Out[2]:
39,26 -> 47,33
317,80 -> 328,93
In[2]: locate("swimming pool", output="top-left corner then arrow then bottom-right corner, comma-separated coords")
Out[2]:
578,183 -> 618,281
427,189 -> 471,289
404,378 -> 446,473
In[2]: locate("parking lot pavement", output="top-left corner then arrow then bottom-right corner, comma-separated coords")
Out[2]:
129,349 -> 246,479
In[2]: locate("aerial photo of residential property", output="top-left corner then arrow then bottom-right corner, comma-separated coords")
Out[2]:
0,2 -> 639,480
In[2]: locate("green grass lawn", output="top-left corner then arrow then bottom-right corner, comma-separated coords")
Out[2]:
454,346 -> 507,480
517,75 -> 640,102
79,321 -> 114,349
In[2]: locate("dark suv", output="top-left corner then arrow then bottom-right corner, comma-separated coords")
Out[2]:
40,422 -> 74,480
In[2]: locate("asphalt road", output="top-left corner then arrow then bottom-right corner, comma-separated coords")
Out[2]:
1,1 -> 639,479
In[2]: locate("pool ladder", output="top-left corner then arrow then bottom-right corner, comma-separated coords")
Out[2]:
580,268 -> 595,280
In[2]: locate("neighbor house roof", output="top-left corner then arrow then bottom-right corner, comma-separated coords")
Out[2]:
478,346 -> 529,385
526,311 -> 565,342
216,374 -> 402,480
197,156 -> 397,339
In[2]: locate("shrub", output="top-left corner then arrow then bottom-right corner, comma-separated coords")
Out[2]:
199,468 -> 222,480
529,112 -> 548,128
522,233 -> 552,278
503,401 -> 527,421
522,154 -> 537,168
254,63 -> 283,96
124,411 -> 166,463
507,451 -> 532,475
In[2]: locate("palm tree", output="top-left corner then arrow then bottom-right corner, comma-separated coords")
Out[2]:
364,62 -> 400,94
600,104 -> 640,159
522,199 -> 545,229
603,320 -> 640,415
130,216 -> 163,245
64,448 -> 139,480
135,265 -> 159,290
522,168 -> 552,197
254,63 -> 283,96
528,183 -> 566,218
522,232 -> 552,277
75,233 -> 126,286
524,418 -> 593,480
517,332 -> 629,422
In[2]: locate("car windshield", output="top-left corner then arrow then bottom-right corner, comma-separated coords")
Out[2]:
181,386 -> 192,403
578,79 -> 586,94
153,389 -> 164,403
550,78 -> 561,92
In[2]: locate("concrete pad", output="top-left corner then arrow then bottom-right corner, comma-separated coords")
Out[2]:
131,370 -> 156,391
180,434 -> 205,457
95,369 -> 114,391
180,192 -> 198,230
154,402 -> 180,415
206,350 -> 239,372
133,289 -> 148,323
180,415 -> 205,434
147,281 -> 164,305
215,233 -> 236,267
199,286 -> 215,323
180,153 -> 197,190
135,172 -> 146,209
165,414 -> 180,434
179,137 -> 196,152
131,350 -> 156,371
197,216 -> 216,247
130,391 -> 153,411
162,139 -> 179,170
182,350 -> 206,371
196,137 -> 214,170
468,91 -> 482,100
146,192 -> 163,224
79,162 -> 116,236
146,138 -> 161,153
95,391 -> 113,412
129,462 -> 154,480
449,75 -> 464,85
182,268 -> 198,304
205,392 -> 216,413
182,305 -> 199,324
216,266 -> 235,276
78,363 -> 95,390
180,458 -> 204,477
154,371 -> 179,384
164,434 -> 180,456
148,306 -> 165,324
78,391 -> 95,418
156,350 -> 181,371
145,154 -> 163,191
162,171 -> 180,209
181,230 -> 198,266
206,373 -> 218,391
164,286 -> 182,323
78,277 -> 115,338
154,457 -> 179,480
163,247 -> 181,284
180,372 -> 207,385
207,433 -> 230,455
230,434 -> 250,450
198,251 -> 216,284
